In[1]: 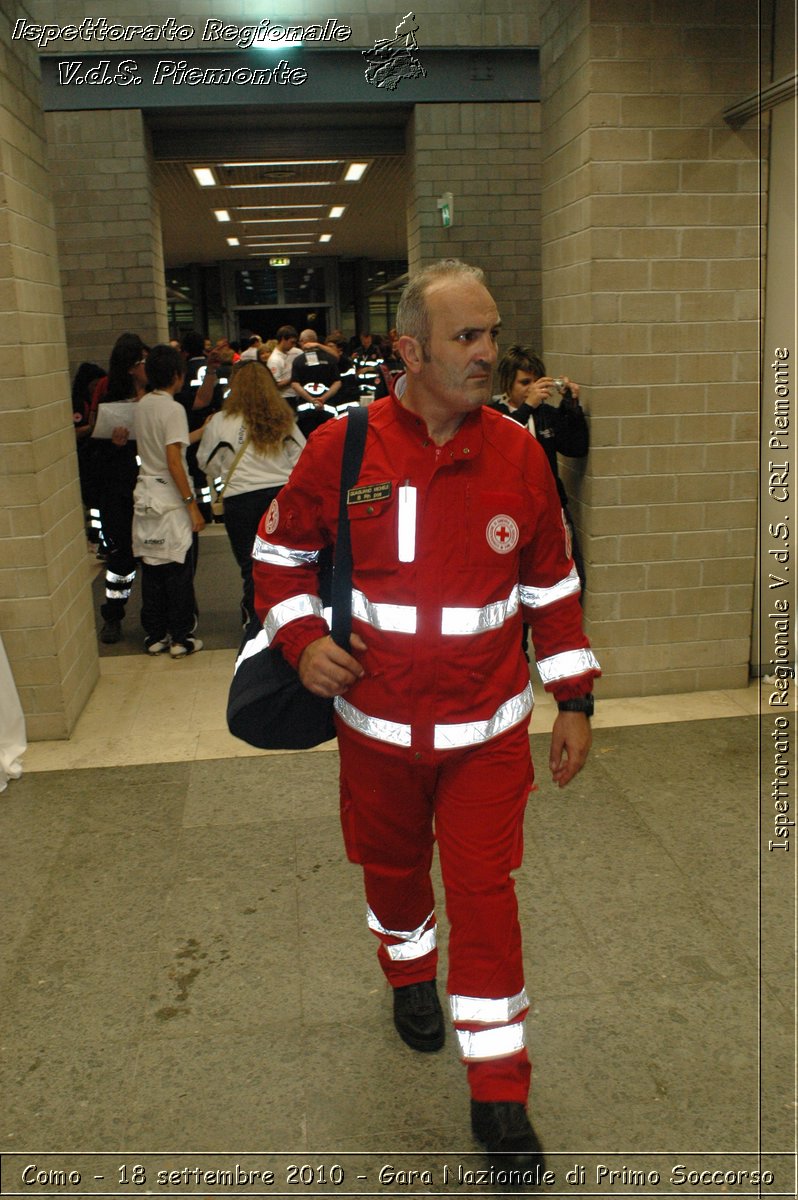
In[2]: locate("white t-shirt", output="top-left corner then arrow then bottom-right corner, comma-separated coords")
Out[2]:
135,390 -> 190,493
267,346 -> 302,397
133,390 -> 192,565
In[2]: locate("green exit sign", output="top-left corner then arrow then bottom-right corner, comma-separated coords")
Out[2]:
269,257 -> 291,267
437,191 -> 454,229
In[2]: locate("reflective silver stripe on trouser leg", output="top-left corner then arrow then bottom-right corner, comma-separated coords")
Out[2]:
454,1023 -> 527,1060
105,569 -> 135,600
450,988 -> 530,1060
366,907 -> 437,961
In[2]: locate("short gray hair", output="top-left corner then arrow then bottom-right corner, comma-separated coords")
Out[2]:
396,259 -> 486,351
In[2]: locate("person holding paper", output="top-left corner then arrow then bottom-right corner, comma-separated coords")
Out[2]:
89,332 -> 148,645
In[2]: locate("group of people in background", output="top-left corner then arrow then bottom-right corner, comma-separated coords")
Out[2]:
72,323 -> 589,657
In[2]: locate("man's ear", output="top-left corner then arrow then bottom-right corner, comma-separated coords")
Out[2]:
397,334 -> 423,374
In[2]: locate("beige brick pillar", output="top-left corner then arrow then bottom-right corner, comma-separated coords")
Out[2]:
540,0 -> 761,696
0,8 -> 98,739
44,108 -> 169,378
406,101 -> 543,348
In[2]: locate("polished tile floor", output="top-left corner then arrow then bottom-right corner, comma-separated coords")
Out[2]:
2,567 -> 794,1195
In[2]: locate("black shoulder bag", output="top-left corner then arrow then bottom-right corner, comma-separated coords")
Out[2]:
226,406 -> 368,750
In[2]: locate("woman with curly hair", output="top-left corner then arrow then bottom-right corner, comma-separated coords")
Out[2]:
197,361 -> 305,625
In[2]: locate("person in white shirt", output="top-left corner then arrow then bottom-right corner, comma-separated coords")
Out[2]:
266,325 -> 301,402
197,361 -> 305,626
133,344 -> 206,657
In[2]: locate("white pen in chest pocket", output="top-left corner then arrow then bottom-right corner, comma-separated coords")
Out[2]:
398,483 -> 417,563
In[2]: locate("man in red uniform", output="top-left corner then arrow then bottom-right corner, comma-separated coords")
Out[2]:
252,260 -> 599,1172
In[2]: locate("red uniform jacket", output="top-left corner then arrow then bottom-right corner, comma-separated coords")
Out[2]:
252,392 -> 599,763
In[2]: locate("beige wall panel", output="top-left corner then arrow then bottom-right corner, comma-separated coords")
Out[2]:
0,3 -> 98,739
540,0 -> 761,696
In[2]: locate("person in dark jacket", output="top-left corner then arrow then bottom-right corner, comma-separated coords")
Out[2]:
89,333 -> 149,643
491,345 -> 589,590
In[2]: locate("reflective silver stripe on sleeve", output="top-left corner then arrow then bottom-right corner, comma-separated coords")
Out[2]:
433,683 -> 533,751
519,566 -> 581,609
441,587 -> 519,636
537,647 -> 600,684
367,907 -> 437,961
264,594 -> 325,643
352,589 -> 417,634
449,987 -> 530,1025
334,697 -> 412,747
455,1022 -> 526,1061
252,535 -> 320,568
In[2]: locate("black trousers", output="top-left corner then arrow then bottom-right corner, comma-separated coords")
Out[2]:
140,556 -> 197,646
222,486 -> 283,625
99,488 -> 136,622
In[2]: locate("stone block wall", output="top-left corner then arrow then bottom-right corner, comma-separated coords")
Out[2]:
0,0 -> 98,739
540,0 -> 762,696
44,109 -> 169,378
406,102 -> 543,350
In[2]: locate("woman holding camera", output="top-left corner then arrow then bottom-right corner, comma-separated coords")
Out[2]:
491,345 -> 589,590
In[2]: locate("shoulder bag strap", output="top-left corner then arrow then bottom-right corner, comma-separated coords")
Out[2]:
216,435 -> 251,497
330,406 -> 368,650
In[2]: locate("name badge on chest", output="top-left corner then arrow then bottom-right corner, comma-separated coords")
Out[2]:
347,481 -> 393,505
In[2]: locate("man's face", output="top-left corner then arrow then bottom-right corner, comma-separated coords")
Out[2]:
279,335 -> 296,351
417,278 -> 501,413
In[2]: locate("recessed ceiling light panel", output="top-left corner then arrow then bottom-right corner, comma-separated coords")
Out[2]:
191,167 -> 217,187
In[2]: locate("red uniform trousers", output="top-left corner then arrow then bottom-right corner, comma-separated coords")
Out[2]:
337,719 -> 534,1103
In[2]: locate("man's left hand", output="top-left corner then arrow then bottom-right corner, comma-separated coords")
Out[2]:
549,711 -> 592,788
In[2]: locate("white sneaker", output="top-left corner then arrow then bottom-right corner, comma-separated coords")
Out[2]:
170,637 -> 203,659
145,636 -> 171,655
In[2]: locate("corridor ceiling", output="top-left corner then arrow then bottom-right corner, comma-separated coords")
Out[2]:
149,105 -> 411,267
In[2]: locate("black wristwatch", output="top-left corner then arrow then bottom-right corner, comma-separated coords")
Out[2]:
557,695 -> 594,717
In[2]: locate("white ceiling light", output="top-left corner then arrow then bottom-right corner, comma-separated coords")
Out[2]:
214,209 -> 231,222
240,217 -> 318,224
221,160 -> 340,168
191,166 -> 217,187
319,233 -> 332,243
226,237 -> 240,246
226,181 -> 333,189
329,206 -> 346,219
345,162 -> 368,182
232,204 -> 325,212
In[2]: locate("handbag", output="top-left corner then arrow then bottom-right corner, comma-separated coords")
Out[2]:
226,406 -> 368,750
209,435 -> 251,516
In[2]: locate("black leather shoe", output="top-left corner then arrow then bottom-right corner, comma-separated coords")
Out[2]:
392,979 -> 445,1052
100,620 -> 122,644
471,1100 -> 546,1173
